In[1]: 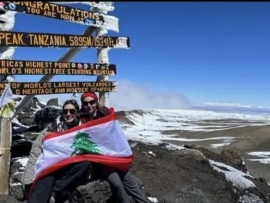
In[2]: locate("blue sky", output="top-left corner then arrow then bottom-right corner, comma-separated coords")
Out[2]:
11,2 -> 270,108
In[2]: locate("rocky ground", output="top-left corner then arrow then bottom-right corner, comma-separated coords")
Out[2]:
2,97 -> 270,203
162,124 -> 270,184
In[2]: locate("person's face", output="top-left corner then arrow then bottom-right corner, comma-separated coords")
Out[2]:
82,96 -> 98,114
62,104 -> 77,122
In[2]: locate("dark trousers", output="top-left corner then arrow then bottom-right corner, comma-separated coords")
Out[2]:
94,164 -> 149,203
27,161 -> 91,203
108,170 -> 150,203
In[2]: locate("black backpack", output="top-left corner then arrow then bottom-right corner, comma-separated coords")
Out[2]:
34,107 -> 61,130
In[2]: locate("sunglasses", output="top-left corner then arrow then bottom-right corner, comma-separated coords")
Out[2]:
83,100 -> 96,106
63,109 -> 77,115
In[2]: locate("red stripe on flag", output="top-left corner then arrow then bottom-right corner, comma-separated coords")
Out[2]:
29,154 -> 134,198
43,108 -> 116,142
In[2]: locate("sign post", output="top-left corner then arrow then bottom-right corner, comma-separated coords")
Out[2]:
2,2 -> 130,198
0,117 -> 12,194
92,6 -> 110,107
14,26 -> 97,115
97,46 -> 110,107
0,4 -> 16,195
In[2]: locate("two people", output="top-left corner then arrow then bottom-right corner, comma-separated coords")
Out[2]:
22,91 -> 150,203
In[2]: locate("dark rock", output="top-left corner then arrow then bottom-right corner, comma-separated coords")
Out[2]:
158,142 -> 169,148
10,161 -> 22,174
26,125 -> 43,132
12,135 -> 25,142
129,142 -> 270,203
11,140 -> 32,158
21,132 -> 39,141
12,132 -> 38,144
193,146 -> 248,173
161,185 -> 214,203
116,111 -> 135,125
14,97 -> 22,103
47,98 -> 60,107
12,121 -> 29,134
76,181 -> 112,203
10,158 -> 27,174
183,144 -> 196,149
16,97 -> 46,126
10,184 -> 24,201
220,149 -> 248,173
34,106 -> 61,130
33,97 -> 46,108
0,195 -> 21,203
11,172 -> 23,183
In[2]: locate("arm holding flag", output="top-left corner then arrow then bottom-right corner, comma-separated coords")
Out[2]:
21,125 -> 53,193
26,100 -> 95,203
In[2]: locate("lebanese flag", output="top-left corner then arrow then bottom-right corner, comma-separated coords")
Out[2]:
32,108 -> 134,187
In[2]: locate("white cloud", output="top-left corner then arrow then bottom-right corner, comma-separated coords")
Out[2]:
30,80 -> 192,111
110,80 -> 191,111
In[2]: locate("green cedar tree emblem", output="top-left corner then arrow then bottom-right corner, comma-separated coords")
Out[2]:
71,131 -> 101,156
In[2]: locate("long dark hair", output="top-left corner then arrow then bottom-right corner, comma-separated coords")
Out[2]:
63,99 -> 80,112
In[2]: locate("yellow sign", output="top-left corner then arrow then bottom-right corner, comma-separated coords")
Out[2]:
0,60 -> 117,75
0,81 -> 118,95
0,31 -> 130,48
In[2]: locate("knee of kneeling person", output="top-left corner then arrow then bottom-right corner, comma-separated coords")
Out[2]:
108,178 -> 124,188
111,181 -> 124,189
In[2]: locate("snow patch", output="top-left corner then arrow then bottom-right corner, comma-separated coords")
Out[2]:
210,143 -> 231,148
248,151 -> 270,158
49,105 -> 62,110
148,151 -> 156,157
12,118 -> 29,127
12,157 -> 29,168
209,160 -> 255,189
40,101 -> 46,106
10,182 -> 22,186
11,117 -> 30,133
31,105 -> 41,113
156,136 -> 235,142
165,144 -> 185,151
148,197 -> 158,203
247,151 -> 270,164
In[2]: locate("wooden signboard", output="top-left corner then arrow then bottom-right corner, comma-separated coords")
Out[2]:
5,1 -> 119,32
0,31 -> 130,48
0,59 -> 117,75
49,2 -> 115,12
0,81 -> 118,95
